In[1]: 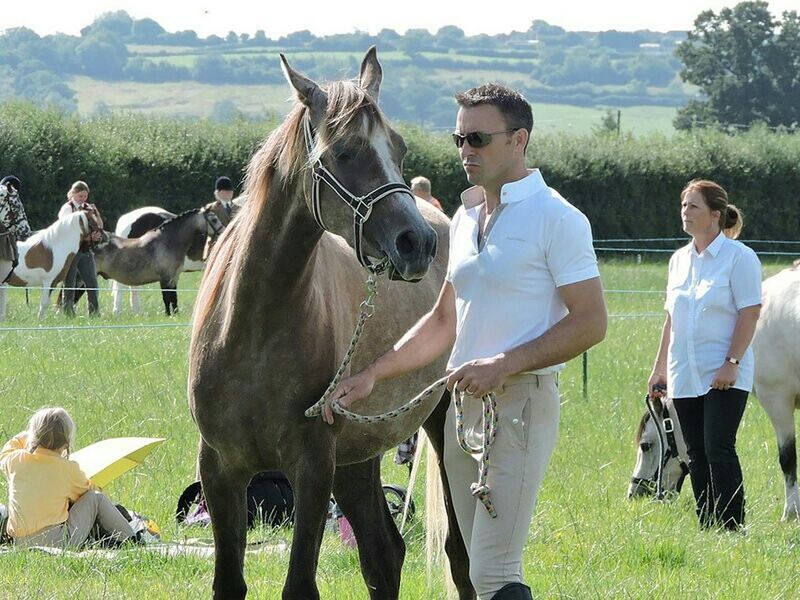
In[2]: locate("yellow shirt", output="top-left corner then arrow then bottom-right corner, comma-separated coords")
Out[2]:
0,432 -> 91,537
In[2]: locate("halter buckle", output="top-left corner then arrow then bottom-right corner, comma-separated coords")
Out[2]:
662,417 -> 674,434
353,199 -> 374,222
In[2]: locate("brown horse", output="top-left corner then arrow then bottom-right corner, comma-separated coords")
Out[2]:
188,49 -> 474,599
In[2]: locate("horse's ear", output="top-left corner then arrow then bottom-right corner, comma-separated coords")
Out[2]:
359,46 -> 382,102
280,53 -> 327,125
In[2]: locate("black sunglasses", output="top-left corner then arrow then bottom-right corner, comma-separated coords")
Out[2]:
451,128 -> 517,149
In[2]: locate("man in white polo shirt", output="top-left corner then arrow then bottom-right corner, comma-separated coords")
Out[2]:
324,84 -> 607,600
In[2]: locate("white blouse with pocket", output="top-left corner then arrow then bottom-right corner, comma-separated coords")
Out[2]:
665,232 -> 762,398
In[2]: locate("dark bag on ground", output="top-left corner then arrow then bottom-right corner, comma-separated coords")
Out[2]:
0,503 -> 10,544
176,470 -> 294,529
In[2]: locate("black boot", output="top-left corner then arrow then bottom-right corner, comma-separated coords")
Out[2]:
492,583 -> 533,599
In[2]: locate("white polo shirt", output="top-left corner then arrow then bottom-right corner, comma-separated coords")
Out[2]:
445,169 -> 600,374
665,232 -> 762,398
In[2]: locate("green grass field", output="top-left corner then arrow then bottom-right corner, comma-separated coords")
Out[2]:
1,257 -> 797,599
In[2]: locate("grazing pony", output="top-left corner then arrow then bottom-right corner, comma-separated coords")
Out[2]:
188,49 -> 473,599
93,207 -> 225,315
629,266 -> 800,521
0,209 -> 103,319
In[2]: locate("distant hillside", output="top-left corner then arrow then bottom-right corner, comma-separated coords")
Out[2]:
0,10 -> 695,128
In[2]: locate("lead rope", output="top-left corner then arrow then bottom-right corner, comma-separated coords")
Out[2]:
304,275 -> 499,517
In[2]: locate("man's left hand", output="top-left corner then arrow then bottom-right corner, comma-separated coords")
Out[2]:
446,355 -> 510,398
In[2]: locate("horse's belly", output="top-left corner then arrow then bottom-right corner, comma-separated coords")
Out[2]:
333,361 -> 447,465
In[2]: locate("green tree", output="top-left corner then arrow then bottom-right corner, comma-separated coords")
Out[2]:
675,1 -> 800,129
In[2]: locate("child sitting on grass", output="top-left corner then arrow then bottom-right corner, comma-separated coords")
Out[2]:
0,407 -> 135,548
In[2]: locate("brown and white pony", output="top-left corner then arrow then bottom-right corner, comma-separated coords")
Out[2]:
188,49 -> 473,599
93,207 -> 225,315
0,208 -> 103,319
109,205 -> 225,315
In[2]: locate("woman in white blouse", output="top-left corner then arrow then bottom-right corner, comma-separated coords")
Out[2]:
648,179 -> 762,530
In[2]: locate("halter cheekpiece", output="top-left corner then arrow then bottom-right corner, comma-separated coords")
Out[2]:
302,113 -> 415,275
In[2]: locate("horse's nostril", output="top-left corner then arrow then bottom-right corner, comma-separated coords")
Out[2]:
395,230 -> 418,257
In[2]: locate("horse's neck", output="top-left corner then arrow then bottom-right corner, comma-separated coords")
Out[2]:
236,183 -> 322,305
176,214 -> 203,246
45,215 -> 82,249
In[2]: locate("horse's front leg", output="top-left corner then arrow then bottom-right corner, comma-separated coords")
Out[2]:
111,280 -> 124,315
283,430 -> 336,599
0,284 -> 6,320
333,456 -> 404,599
423,389 -> 476,600
199,440 -> 251,600
160,278 -> 178,315
38,286 -> 51,319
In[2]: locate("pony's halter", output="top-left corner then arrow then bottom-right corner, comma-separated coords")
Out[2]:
302,114 -> 415,275
631,395 -> 689,499
202,210 -> 225,237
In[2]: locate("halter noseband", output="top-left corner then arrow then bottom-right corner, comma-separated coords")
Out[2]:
302,114 -> 415,275
631,395 -> 689,499
202,210 -> 225,237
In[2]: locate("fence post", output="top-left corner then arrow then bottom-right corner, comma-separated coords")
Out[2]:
582,351 -> 588,400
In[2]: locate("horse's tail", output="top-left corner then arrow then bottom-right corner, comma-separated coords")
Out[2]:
425,429 -> 456,598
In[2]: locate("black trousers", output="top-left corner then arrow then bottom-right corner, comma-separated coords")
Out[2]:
63,251 -> 99,315
673,388 -> 748,530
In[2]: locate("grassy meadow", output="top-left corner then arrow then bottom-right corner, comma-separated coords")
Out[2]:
0,256 -> 798,599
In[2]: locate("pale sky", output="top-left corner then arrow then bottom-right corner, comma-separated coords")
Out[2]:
3,0 -> 799,38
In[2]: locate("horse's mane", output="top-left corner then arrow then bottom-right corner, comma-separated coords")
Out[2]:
29,212 -> 85,247
193,79 -> 386,332
156,208 -> 201,231
634,396 -> 663,445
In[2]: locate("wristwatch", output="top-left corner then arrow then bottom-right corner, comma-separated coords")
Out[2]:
725,356 -> 741,365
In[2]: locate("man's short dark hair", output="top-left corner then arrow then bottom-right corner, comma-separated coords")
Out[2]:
454,84 -> 533,134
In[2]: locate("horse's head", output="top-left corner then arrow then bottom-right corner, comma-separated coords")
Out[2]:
78,204 -> 105,241
201,204 -> 227,238
628,396 -> 689,500
280,47 -> 437,281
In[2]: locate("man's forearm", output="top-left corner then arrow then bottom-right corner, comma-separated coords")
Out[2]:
498,311 -> 607,376
367,310 -> 455,383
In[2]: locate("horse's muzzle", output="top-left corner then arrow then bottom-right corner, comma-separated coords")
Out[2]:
387,226 -> 437,282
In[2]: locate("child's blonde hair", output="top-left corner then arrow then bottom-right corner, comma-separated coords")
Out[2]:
27,407 -> 76,455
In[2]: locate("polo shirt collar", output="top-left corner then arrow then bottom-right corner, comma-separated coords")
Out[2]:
692,231 -> 726,258
459,169 -> 546,210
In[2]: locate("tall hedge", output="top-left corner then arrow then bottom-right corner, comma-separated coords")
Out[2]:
2,102 -> 799,240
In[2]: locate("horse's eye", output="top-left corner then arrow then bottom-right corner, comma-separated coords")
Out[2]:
336,151 -> 353,162
640,442 -> 652,452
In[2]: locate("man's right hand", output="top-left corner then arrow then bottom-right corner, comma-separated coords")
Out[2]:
322,370 -> 377,425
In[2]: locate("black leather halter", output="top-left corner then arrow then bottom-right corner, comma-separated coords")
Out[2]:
630,395 -> 689,499
302,114 -> 415,274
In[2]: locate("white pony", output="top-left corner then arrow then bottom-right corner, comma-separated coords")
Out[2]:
629,265 -> 800,521
0,210 -> 102,319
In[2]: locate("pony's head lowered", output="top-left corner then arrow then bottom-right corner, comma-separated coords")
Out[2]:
260,47 -> 437,281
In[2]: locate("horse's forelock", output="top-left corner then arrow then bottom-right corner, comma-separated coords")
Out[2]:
319,81 -> 384,153
634,411 -> 650,445
634,397 -> 664,445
